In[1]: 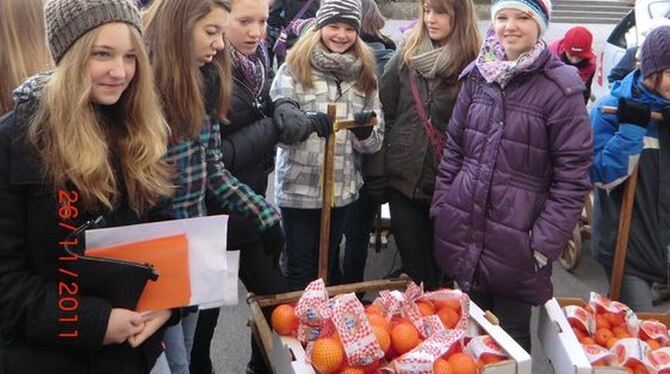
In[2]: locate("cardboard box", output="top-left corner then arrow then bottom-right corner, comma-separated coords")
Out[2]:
270,299 -> 532,373
539,297 -> 670,374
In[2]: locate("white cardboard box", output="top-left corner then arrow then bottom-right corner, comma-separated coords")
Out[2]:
271,300 -> 532,373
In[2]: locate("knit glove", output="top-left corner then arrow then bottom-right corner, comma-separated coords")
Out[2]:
260,223 -> 284,269
274,99 -> 314,144
349,111 -> 376,140
305,111 -> 333,138
617,97 -> 651,128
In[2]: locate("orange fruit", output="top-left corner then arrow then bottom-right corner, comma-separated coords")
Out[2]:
594,328 -> 614,347
647,339 -> 662,350
596,315 -> 611,330
480,353 -> 505,364
271,304 -> 299,336
367,313 -> 391,332
360,359 -> 381,373
339,367 -> 365,374
417,301 -> 436,316
434,358 -> 454,374
605,312 -> 625,327
371,324 -> 391,353
437,307 -> 460,329
366,304 -> 383,315
585,305 -> 596,314
581,337 -> 596,346
606,337 -> 618,349
434,298 -> 461,312
613,326 -> 630,338
447,352 -> 478,374
311,337 -> 344,374
391,321 -> 421,354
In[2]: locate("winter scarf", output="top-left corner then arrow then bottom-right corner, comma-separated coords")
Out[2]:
409,37 -> 453,80
475,27 -> 545,88
310,42 -> 362,81
230,44 -> 268,96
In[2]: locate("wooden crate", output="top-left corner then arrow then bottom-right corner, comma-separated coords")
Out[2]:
247,277 -> 412,373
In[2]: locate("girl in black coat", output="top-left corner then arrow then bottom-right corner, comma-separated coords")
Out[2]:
0,0 -> 175,372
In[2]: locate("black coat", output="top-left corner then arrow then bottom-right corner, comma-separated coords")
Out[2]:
0,90 -> 172,373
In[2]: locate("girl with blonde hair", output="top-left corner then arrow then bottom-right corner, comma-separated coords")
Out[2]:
143,0 -> 284,372
0,0 -> 53,114
375,0 -> 480,290
271,0 -> 383,289
0,0 -> 175,372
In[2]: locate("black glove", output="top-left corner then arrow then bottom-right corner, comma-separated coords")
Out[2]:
365,175 -> 388,204
349,111 -> 376,140
617,97 -> 651,128
274,99 -> 314,144
305,111 -> 333,138
662,105 -> 670,126
260,223 -> 284,269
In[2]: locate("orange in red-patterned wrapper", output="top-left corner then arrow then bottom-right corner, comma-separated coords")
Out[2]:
582,344 -> 615,366
382,329 -> 465,374
563,305 -> 595,335
589,292 -> 640,337
419,288 -> 470,332
465,335 -> 508,362
640,320 -> 668,345
330,293 -> 385,367
646,347 -> 670,371
295,279 -> 333,344
611,338 -> 651,368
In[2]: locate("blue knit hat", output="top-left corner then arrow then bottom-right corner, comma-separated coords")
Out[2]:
491,0 -> 552,35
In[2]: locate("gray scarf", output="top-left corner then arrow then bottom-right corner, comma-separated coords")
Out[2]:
409,38 -> 452,80
310,43 -> 362,82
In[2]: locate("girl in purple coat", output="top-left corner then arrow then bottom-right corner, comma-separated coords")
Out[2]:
430,0 -> 593,351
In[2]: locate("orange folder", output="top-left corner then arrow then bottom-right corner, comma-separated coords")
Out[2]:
86,234 -> 191,312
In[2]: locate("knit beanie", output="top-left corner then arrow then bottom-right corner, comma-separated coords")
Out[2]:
640,25 -> 670,79
562,26 -> 593,58
45,0 -> 143,63
491,0 -> 552,35
315,0 -> 362,32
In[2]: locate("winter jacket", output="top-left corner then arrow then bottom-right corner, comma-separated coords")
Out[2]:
270,63 -> 384,209
361,33 -> 396,78
608,46 -> 638,84
591,70 -> 670,285
430,49 -> 593,305
548,38 -> 596,102
0,76 -> 173,373
378,48 -> 461,204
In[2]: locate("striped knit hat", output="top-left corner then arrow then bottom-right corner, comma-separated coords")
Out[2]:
315,0 -> 362,32
491,0 -> 552,35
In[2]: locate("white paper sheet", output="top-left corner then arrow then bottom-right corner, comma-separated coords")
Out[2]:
86,215 -> 237,307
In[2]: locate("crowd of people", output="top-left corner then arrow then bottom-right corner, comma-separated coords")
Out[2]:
0,0 -> 668,372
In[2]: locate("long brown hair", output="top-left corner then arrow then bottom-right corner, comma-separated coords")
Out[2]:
0,0 -> 53,114
286,27 -> 377,97
143,0 -> 232,139
360,0 -> 386,39
402,0 -> 480,78
28,25 -> 173,214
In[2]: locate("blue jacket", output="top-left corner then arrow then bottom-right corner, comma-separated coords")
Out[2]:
591,70 -> 670,284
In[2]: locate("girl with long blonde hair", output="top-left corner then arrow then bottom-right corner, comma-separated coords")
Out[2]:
143,0 -> 284,372
0,0 -> 175,372
375,0 -> 480,290
0,0 -> 53,114
271,0 -> 383,289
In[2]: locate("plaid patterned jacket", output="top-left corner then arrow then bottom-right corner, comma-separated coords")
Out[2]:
167,116 -> 279,230
270,63 -> 384,209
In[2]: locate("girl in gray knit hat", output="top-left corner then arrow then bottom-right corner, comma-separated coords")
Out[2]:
591,25 -> 670,312
0,0 -> 176,372
269,0 -> 383,292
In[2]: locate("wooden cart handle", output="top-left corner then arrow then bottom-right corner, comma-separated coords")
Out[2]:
610,166 -> 640,301
602,106 -> 665,121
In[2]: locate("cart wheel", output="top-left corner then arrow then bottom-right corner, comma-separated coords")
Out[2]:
559,225 -> 582,271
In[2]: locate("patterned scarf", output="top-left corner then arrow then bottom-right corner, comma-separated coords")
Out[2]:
409,39 -> 452,80
475,27 -> 545,88
230,44 -> 268,96
310,42 -> 362,82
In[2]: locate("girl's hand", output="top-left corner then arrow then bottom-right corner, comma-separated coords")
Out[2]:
103,308 -> 145,345
127,309 -> 172,348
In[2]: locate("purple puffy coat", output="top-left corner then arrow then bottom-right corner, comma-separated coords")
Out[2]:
430,50 -> 593,305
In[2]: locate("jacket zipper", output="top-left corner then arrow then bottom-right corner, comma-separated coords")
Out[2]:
232,77 -> 267,118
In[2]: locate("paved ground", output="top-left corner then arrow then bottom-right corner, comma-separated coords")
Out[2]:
207,20 -> 664,374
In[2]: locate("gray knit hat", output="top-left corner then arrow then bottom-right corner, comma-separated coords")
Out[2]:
316,0 -> 362,32
45,0 -> 143,63
640,25 -> 670,79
